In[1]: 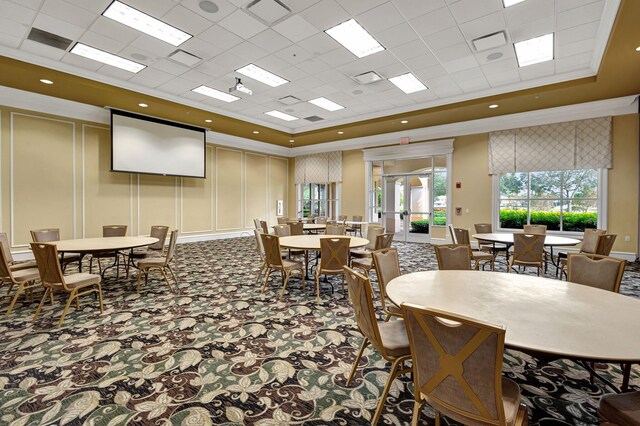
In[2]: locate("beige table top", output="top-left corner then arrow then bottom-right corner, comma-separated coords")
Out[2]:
54,236 -> 158,253
387,270 -> 640,362
279,235 -> 369,250
303,224 -> 326,231
473,232 -> 580,247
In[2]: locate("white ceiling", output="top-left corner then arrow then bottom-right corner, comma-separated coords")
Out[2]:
0,0 -> 619,133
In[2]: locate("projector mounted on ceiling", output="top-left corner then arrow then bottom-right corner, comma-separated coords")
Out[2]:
229,77 -> 252,95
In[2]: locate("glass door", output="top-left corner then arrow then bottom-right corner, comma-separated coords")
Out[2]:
383,174 -> 431,242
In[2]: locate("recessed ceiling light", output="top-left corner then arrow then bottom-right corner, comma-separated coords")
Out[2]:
400,120 -> 408,124
192,85 -> 239,103
138,103 -> 148,107
70,43 -> 146,73
39,79 -> 53,84
236,64 -> 288,87
514,33 -> 554,67
253,131 -> 260,134
205,119 -> 213,123
503,0 -> 526,6
289,139 -> 294,143
308,97 -> 345,112
338,131 -> 344,134
636,46 -> 640,52
265,110 -> 299,121
389,73 -> 428,94
325,19 -> 385,58
489,104 -> 499,108
102,1 -> 192,46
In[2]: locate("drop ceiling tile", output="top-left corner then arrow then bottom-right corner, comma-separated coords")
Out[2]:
162,5 -> 213,36
459,11 -> 506,42
357,2 -> 405,34
152,58 -> 192,76
556,0 -> 603,13
275,45 -> 313,64
249,29 -> 292,54
556,21 -> 600,45
509,15 -> 554,43
199,25 -> 243,50
1,1 -> 37,25
130,34 -> 177,57
181,69 -> 212,83
442,55 -> 479,73
79,31 -> 127,54
251,55 -> 289,73
125,0 -> 177,16
555,51 -> 592,72
63,0 -> 113,14
96,64 -> 139,80
414,64 -> 448,80
297,32 -> 337,56
518,60 -> 555,80
318,48 -> 357,68
450,66 -> 485,81
178,0 -> 237,22
129,67 -> 175,88
0,32 -> 22,49
391,39 -> 430,61
295,58 -> 331,74
431,83 -> 462,97
375,62 -> 409,78
410,7 -> 457,38
218,9 -> 268,39
0,17 -> 30,40
313,83 -> 341,96
179,38 -> 222,61
403,53 -> 440,70
156,76 -> 197,95
61,52 -> 104,71
448,0 -> 502,24
374,23 -> 419,49
41,0 -> 97,28
8,0 -> 44,10
504,0 -> 554,28
118,45 -> 157,65
226,0 -> 250,8
295,75 -> 323,89
319,67 -> 352,83
457,76 -> 491,92
299,0 -> 350,31
434,42 -> 473,62
339,0 -> 387,16
232,41 -> 269,62
474,44 -> 515,65
32,13 -> 85,40
279,66 -> 308,81
272,14 -> 318,43
391,0 -> 445,20
556,38 -> 595,58
557,1 -> 605,31
424,26 -> 466,51
357,49 -> 398,69
90,17 -> 140,45
481,57 -> 520,86
209,51 -> 246,70
286,0 -> 321,13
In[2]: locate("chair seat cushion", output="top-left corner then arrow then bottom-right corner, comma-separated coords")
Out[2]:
350,249 -> 371,259
472,251 -> 493,260
378,319 -> 410,358
282,259 -> 302,271
62,273 -> 101,289
352,257 -> 373,270
130,250 -> 162,259
138,258 -> 166,268
12,267 -> 40,282
61,253 -> 81,262
385,303 -> 403,317
599,391 -> 640,426
10,260 -> 38,272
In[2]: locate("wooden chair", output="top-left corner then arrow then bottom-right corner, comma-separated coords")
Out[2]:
352,215 -> 363,236
474,223 -> 500,254
260,220 -> 270,234
372,248 -> 403,321
326,224 -> 346,235
508,233 -> 545,276
0,243 -> 40,316
31,242 -> 103,327
316,217 -> 327,225
558,228 -> 606,278
277,217 -> 288,224
89,225 -> 127,277
315,237 -> 350,302
260,233 -> 303,298
599,391 -> 640,426
595,234 -> 617,256
253,218 -> 262,229
289,222 -> 304,236
523,224 -> 547,235
401,303 -> 528,426
350,226 -> 385,259
343,266 -> 411,425
30,228 -> 81,271
338,215 -> 353,233
352,233 -> 394,276
127,225 -> 169,276
273,224 -> 290,237
450,226 -> 495,270
254,229 -> 268,285
435,244 -> 472,270
567,254 -> 626,295
273,225 -> 304,258
0,232 -> 37,271
136,230 -> 179,293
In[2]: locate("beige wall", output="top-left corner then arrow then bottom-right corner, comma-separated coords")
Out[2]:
0,105 -> 288,252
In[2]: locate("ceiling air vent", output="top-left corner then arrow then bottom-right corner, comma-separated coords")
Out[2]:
245,0 -> 291,26
27,27 -> 73,50
472,31 -> 507,52
352,71 -> 383,85
278,95 -> 301,105
304,115 -> 324,122
168,49 -> 202,66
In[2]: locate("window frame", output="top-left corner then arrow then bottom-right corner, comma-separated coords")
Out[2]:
296,183 -> 340,218
492,168 -> 608,235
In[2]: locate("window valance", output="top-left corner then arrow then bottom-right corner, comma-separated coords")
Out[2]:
488,117 -> 612,175
294,152 -> 342,184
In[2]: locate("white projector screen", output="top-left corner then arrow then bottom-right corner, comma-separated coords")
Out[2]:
111,110 -> 206,178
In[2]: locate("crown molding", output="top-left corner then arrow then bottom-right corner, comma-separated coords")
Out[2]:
206,131 -> 291,156
591,0 -> 622,73
362,139 -> 454,161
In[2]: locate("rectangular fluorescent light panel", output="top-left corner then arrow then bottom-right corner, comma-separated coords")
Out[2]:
503,0 -> 526,6
389,73 -> 428,94
192,85 -> 240,103
514,33 -> 554,67
265,110 -> 298,121
325,19 -> 385,58
308,97 -> 345,112
236,64 -> 289,87
70,43 -> 146,73
102,1 -> 192,46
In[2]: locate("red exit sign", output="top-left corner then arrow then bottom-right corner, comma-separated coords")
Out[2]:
400,137 -> 410,145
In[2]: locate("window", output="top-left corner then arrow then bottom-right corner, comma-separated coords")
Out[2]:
297,183 -> 339,218
498,169 -> 601,232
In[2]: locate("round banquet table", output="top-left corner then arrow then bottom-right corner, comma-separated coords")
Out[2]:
53,236 -> 159,276
279,235 -> 369,278
303,224 -> 326,232
386,270 -> 640,363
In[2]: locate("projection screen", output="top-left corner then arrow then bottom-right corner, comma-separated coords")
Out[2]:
111,110 -> 206,178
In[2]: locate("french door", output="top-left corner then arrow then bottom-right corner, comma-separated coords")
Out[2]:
382,174 -> 431,243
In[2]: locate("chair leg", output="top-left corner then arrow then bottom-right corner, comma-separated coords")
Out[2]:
341,273 -> 345,296
167,265 -> 178,285
34,288 -> 51,321
411,399 -> 424,426
5,282 -> 25,316
314,270 -> 321,303
347,339 -> 370,385
372,357 -> 405,425
97,284 -> 104,313
260,268 -> 272,293
435,410 -> 441,426
57,290 -> 77,327
89,257 -> 93,274
136,269 -> 143,293
160,268 -> 173,292
279,270 -> 291,299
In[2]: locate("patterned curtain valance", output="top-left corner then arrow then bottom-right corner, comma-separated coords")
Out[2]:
488,117 -> 612,175
294,152 -> 342,184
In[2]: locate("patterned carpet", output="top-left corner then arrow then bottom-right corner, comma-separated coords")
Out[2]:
0,237 -> 637,425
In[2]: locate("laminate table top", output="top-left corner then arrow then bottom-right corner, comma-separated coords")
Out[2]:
279,235 -> 368,250
387,270 -> 640,362
472,233 -> 580,247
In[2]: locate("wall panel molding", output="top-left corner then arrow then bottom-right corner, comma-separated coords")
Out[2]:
215,147 -> 244,231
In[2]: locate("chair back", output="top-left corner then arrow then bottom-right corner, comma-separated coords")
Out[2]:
164,230 -> 179,264
103,225 -> 127,237
31,228 -> 60,243
344,266 -> 384,354
567,254 -> 626,292
453,227 -> 471,245
316,217 -> 327,224
0,233 -> 15,264
260,220 -> 269,234
253,218 -> 262,230
402,304 -> 508,425
523,224 -> 547,235
277,217 -> 288,224
512,233 -> 545,263
353,215 -> 363,222
326,224 -> 346,235
448,224 -> 457,243
289,222 -> 304,236
375,233 -> 394,250
273,224 -> 291,237
580,228 -> 606,254
149,226 -> 169,251
254,229 -> 265,260
261,234 -> 283,268
0,243 -> 14,280
338,215 -> 348,222
435,244 -> 472,270
307,214 -> 316,220
372,248 -> 401,304
474,223 -> 492,234
364,226 -> 385,250
319,237 -> 350,272
595,234 -> 616,256
30,242 -> 66,289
